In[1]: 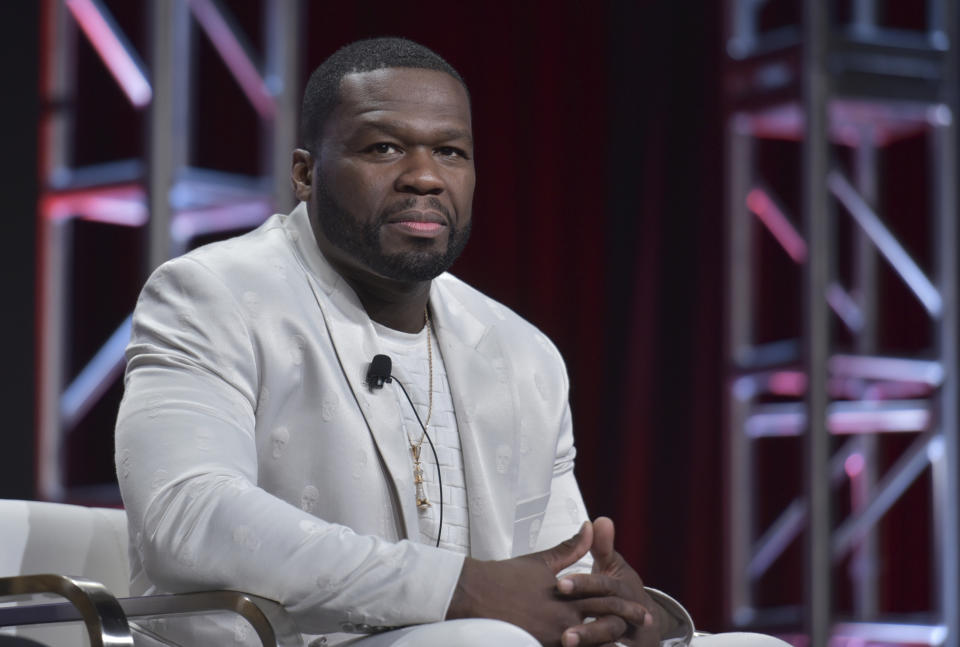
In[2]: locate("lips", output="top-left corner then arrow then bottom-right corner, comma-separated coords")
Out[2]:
384,213 -> 447,238
382,205 -> 449,239
397,220 -> 444,232
380,197 -> 452,240
385,209 -> 447,226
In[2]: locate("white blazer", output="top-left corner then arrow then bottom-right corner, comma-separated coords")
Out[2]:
116,202 -> 592,644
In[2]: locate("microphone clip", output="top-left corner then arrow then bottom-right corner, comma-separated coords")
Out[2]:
366,354 -> 394,390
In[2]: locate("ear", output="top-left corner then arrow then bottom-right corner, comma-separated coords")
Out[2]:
291,148 -> 314,202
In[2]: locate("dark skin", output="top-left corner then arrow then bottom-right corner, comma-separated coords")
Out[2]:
557,517 -> 674,647
291,67 -> 676,646
292,67 -> 476,333
450,518 -> 665,647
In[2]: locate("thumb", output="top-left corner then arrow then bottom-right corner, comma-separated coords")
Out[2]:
591,516 -> 616,572
539,521 -> 593,574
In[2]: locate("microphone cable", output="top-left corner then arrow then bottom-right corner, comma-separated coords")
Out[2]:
390,377 -> 444,548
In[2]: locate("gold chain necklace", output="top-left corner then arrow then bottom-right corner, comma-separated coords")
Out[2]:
410,307 -> 434,509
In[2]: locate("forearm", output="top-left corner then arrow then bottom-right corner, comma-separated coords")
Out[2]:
117,370 -> 464,633
124,457 -> 465,632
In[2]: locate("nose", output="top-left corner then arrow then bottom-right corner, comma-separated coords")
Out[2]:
395,149 -> 444,195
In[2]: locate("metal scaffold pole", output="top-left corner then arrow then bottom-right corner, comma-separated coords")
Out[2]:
724,1 -> 959,645
36,0 -> 303,502
931,4 -> 959,642
801,1 -> 831,644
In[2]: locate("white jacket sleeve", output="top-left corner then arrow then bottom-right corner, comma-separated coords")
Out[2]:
116,257 -> 464,635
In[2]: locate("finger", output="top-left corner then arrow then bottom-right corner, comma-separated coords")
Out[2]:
561,614 -> 628,647
557,572 -> 632,599
541,521 -> 593,574
573,596 -> 651,627
590,517 -> 616,571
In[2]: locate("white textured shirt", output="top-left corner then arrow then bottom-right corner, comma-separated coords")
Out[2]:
373,321 -> 471,554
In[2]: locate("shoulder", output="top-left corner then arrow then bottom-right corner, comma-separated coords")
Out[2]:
433,273 -> 572,438
171,214 -> 289,277
141,214 -> 293,296
433,272 -> 565,368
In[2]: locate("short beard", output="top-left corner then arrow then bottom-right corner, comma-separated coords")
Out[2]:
315,177 -> 471,282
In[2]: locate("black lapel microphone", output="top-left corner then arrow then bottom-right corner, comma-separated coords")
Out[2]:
366,354 -> 393,389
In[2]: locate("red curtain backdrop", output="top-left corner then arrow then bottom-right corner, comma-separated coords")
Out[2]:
292,0 -> 728,629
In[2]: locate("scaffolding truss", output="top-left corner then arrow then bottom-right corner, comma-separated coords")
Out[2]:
37,0 -> 302,502
725,1 -> 958,646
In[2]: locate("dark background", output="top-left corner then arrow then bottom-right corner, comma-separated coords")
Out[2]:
0,0 -> 940,636
1,1 -> 40,503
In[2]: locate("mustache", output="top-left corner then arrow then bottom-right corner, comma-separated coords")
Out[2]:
380,197 -> 451,223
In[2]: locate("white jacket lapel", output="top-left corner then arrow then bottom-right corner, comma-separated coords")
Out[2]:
430,281 -> 519,560
285,204 -> 420,541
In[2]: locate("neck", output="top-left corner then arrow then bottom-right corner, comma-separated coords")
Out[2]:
309,207 -> 431,333
347,276 -> 430,333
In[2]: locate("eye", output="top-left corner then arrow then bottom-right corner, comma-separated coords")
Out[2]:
366,142 -> 401,155
436,146 -> 470,160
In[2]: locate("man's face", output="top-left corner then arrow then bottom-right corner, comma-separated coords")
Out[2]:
301,67 -> 475,283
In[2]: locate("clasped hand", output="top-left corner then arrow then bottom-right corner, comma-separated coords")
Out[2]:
447,517 -> 661,647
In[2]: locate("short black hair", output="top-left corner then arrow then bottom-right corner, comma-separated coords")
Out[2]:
299,37 -> 468,151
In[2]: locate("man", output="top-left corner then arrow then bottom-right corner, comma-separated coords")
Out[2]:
116,38 -> 786,647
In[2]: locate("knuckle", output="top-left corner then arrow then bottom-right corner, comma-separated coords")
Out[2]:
611,614 -> 628,635
619,599 -> 640,619
583,625 -> 610,642
602,576 -> 621,597
613,597 -> 629,616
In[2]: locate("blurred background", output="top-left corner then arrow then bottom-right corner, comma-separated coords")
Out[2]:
0,1 -> 957,645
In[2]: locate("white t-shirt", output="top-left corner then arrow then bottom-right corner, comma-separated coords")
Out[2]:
372,320 -> 471,554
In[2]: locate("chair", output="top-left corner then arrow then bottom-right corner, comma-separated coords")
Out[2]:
0,499 -> 302,646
